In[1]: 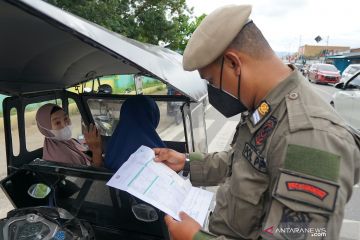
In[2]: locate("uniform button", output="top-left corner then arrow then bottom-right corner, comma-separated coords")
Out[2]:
288,92 -> 298,100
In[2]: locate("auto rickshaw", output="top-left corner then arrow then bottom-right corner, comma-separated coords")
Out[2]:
0,0 -> 208,239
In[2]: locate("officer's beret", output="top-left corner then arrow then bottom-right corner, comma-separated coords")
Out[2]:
183,4 -> 252,71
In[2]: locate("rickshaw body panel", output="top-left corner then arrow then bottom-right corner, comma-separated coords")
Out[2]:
0,0 -> 208,239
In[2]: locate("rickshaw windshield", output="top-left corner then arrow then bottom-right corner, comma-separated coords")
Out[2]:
86,98 -> 186,142
72,74 -> 187,142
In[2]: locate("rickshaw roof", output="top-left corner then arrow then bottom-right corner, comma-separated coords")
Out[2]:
0,0 -> 207,101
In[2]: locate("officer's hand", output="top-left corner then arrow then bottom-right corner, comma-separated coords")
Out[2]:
153,148 -> 185,172
164,212 -> 201,240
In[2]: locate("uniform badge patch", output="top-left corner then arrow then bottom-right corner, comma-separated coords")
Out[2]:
245,112 -> 276,173
242,143 -> 267,173
251,101 -> 271,125
286,181 -> 328,200
285,144 -> 340,182
255,116 -> 277,146
278,207 -> 312,240
274,169 -> 339,212
258,101 -> 270,115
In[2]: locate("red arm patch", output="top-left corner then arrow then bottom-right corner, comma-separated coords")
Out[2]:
286,181 -> 328,200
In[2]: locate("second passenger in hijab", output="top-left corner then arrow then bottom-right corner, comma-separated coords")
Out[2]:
105,95 -> 166,171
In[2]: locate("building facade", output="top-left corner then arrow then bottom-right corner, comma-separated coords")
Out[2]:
298,45 -> 350,58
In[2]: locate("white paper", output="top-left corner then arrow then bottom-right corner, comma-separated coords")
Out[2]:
106,145 -> 214,226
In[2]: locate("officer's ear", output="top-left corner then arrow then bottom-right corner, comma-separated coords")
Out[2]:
223,51 -> 242,75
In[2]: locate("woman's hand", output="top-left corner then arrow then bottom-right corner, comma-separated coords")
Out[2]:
84,123 -> 102,153
153,148 -> 186,172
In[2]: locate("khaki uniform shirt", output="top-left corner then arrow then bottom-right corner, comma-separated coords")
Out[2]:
190,69 -> 360,240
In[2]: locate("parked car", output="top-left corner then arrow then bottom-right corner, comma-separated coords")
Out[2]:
340,64 -> 360,83
331,71 -> 360,129
307,63 -> 340,84
0,0 -> 209,239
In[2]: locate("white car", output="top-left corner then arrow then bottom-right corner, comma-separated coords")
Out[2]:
340,64 -> 360,83
331,71 -> 360,129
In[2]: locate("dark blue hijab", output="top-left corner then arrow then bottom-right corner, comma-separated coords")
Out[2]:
105,95 -> 166,171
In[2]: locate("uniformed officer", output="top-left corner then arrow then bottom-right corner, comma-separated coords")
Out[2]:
154,4 -> 360,240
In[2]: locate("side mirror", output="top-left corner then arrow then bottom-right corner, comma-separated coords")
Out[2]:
28,183 -> 51,199
334,82 -> 344,89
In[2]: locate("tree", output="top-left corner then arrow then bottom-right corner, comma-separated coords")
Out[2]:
46,0 -> 204,52
174,13 -> 206,52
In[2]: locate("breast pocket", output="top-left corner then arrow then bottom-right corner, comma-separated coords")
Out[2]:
227,154 -> 270,238
262,169 -> 337,240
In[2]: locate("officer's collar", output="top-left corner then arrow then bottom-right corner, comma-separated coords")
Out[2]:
247,65 -> 301,133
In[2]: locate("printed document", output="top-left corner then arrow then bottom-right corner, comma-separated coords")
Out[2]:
106,145 -> 214,226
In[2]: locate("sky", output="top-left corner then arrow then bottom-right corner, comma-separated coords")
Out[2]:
186,0 -> 360,53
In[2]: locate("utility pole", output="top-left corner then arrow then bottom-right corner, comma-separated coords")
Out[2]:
326,36 -> 329,47
325,36 -> 329,63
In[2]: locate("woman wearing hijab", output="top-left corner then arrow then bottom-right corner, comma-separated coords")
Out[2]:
36,103 -> 103,167
105,95 -> 166,171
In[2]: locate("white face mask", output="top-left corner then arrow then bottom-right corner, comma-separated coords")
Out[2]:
50,125 -> 72,141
